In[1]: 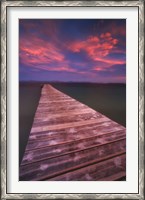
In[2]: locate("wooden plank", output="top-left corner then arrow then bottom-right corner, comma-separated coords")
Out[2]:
33,108 -> 98,122
22,136 -> 125,165
28,127 -> 125,143
20,151 -> 126,181
20,139 -> 125,180
25,129 -> 125,152
49,154 -> 126,181
32,112 -> 106,127
36,102 -> 88,113
29,121 -> 124,140
34,108 -> 97,120
20,84 -> 126,181
30,118 -> 110,133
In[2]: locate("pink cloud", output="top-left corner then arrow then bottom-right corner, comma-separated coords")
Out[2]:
93,57 -> 125,65
93,67 -> 107,72
88,36 -> 100,43
100,32 -> 111,38
20,36 -> 65,67
20,35 -> 78,73
68,32 -> 124,65
29,65 -> 76,73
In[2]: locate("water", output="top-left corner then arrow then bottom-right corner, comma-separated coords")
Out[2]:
19,82 -> 126,164
52,83 -> 126,127
19,83 -> 42,165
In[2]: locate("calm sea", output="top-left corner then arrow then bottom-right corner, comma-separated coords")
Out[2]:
19,82 -> 126,164
52,83 -> 126,127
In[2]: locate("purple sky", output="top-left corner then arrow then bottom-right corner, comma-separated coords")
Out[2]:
19,19 -> 126,83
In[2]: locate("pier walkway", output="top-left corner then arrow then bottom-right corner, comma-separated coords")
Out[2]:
20,84 -> 126,181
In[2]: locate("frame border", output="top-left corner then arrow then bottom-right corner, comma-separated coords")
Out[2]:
1,1 -> 144,199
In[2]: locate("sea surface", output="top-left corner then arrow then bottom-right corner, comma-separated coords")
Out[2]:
19,82 -> 126,164
19,83 -> 42,165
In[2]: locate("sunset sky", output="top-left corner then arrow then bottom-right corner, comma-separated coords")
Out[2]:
19,19 -> 126,83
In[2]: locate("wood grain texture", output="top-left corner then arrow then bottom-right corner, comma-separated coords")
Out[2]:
20,84 -> 126,181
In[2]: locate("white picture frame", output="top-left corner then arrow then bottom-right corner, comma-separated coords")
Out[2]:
1,1 -> 144,199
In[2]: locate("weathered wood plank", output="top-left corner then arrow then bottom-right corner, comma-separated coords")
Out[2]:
29,121 -> 124,140
30,118 -> 111,133
20,150 -> 125,181
20,84 -> 126,181
33,112 -> 105,127
28,126 -> 125,143
34,108 -> 97,120
37,101 -> 79,110
22,135 -> 125,165
49,154 -> 126,181
25,129 -> 125,152
20,139 -> 125,180
33,108 -> 98,122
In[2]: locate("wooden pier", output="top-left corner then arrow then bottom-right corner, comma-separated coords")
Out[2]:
20,84 -> 126,181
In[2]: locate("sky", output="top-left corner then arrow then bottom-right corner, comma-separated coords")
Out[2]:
19,19 -> 126,83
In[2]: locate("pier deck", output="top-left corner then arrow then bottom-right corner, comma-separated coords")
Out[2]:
20,84 -> 126,181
